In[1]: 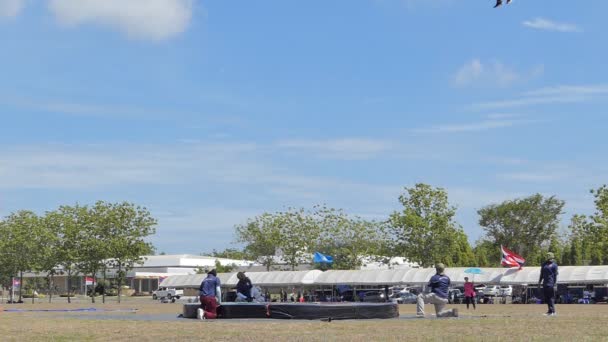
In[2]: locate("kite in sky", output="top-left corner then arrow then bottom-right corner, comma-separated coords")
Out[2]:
494,0 -> 512,8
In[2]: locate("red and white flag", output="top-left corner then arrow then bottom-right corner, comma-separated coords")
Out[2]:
501,245 -> 525,269
12,278 -> 21,287
85,277 -> 95,285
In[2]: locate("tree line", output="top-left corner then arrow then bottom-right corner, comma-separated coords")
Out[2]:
233,183 -> 608,270
0,201 -> 156,303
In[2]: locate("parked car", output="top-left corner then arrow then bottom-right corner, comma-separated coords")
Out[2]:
500,285 -> 513,297
152,287 -> 183,300
391,292 -> 417,304
399,292 -> 418,304
448,289 -> 464,304
361,291 -> 386,302
483,285 -> 500,297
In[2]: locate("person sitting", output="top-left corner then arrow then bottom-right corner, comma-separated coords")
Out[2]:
235,272 -> 253,302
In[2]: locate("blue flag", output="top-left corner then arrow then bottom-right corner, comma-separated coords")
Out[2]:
313,252 -> 333,264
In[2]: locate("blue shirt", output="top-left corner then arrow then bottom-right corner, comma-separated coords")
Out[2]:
199,274 -> 221,297
428,274 -> 451,299
540,261 -> 558,287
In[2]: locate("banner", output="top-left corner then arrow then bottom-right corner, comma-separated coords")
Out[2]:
12,278 -> 20,288
85,277 -> 95,285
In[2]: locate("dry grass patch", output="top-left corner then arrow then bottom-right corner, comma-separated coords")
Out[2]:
1,299 -> 607,341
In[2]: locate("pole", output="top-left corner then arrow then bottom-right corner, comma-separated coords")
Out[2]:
11,277 -> 15,303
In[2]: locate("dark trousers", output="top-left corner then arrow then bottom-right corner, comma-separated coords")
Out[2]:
543,287 -> 556,313
200,295 -> 219,319
465,296 -> 476,309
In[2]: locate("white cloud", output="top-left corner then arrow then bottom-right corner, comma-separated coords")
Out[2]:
276,138 -> 395,160
0,0 -> 25,18
48,0 -> 194,41
453,59 -> 543,88
525,84 -> 608,97
522,18 -> 582,33
474,84 -> 608,110
412,117 -> 539,134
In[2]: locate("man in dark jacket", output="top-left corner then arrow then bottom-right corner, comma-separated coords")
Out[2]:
539,252 -> 559,316
235,272 -> 253,302
416,263 -> 458,318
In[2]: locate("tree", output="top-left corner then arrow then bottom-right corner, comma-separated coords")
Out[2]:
315,206 -> 385,270
274,207 -> 321,271
477,194 -> 565,266
0,211 -> 44,302
96,201 -> 157,303
45,205 -> 90,303
236,213 -> 282,271
589,185 -> 608,264
73,205 -> 107,303
387,183 -> 469,268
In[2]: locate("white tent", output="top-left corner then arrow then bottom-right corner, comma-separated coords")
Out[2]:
314,269 -> 416,286
160,270 -> 323,288
159,266 -> 608,289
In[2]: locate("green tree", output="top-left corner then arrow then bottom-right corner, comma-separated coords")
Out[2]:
590,185 -> 608,264
387,183 -> 468,268
97,201 -> 157,303
0,211 -> 44,302
73,205 -> 106,303
236,213 -> 282,271
477,194 -> 565,266
275,207 -> 321,271
45,205 -> 89,303
315,207 -> 386,270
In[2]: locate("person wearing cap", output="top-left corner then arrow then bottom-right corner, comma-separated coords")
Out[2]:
197,269 -> 221,320
416,263 -> 458,318
539,252 -> 559,316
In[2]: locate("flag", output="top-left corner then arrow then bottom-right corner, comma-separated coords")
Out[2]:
501,245 -> 525,269
159,276 -> 168,285
313,252 -> 333,264
85,277 -> 95,285
12,278 -> 20,288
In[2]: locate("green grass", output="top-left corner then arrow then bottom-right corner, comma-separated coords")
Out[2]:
1,298 -> 607,341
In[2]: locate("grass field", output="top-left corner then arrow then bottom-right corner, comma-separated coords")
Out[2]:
0,297 -> 607,341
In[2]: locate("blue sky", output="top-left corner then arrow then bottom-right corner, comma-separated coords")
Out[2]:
1,0 -> 607,254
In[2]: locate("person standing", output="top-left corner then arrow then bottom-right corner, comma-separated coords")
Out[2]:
198,269 -> 221,320
463,277 -> 476,310
538,252 -> 559,316
416,263 -> 458,318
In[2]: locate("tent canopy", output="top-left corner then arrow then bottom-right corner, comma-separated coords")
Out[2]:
159,266 -> 608,289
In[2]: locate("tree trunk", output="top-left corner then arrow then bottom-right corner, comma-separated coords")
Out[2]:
91,273 -> 96,303
102,269 -> 106,304
18,271 -> 23,302
48,275 -> 53,303
117,265 -> 123,304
